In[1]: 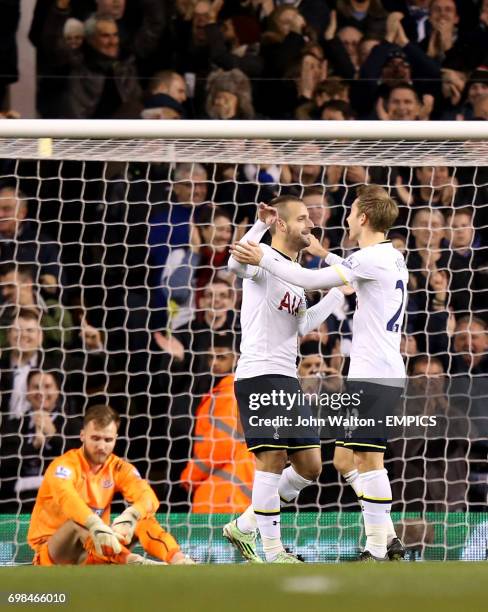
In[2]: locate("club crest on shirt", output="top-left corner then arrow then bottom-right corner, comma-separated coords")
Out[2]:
101,479 -> 114,488
54,465 -> 71,480
278,291 -> 301,315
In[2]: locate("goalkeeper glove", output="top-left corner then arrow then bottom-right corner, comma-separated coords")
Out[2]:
85,514 -> 122,556
112,506 -> 141,545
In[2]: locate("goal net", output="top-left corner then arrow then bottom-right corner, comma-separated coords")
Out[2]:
0,120 -> 486,564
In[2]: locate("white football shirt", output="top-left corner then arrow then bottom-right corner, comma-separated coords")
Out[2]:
228,221 -> 343,380
260,241 -> 408,384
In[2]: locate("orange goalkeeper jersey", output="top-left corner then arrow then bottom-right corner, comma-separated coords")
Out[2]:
28,447 -> 159,548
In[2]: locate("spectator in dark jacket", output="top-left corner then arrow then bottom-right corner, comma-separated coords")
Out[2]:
0,186 -> 60,290
205,14 -> 263,78
0,369 -> 81,511
0,0 -> 20,108
0,263 -> 74,349
62,15 -> 141,118
451,317 -> 488,375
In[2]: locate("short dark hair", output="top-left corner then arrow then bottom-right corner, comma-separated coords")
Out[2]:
446,207 -> 474,221
212,332 -> 236,351
14,307 -> 41,323
455,315 -> 487,331
387,82 -> 420,102
199,205 -> 232,225
319,99 -> 355,120
83,405 -> 120,429
302,186 -> 327,199
27,368 -> 62,389
408,354 -> 444,375
299,340 -> 325,357
0,263 -> 35,280
268,194 -> 304,232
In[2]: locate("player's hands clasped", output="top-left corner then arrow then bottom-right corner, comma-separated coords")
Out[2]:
112,506 -> 141,545
85,514 -> 123,556
230,241 -> 264,265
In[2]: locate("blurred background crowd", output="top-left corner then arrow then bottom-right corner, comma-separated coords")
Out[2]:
0,0 -> 486,518
1,0 -> 488,120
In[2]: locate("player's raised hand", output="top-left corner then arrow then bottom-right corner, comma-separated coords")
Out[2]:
112,506 -> 141,545
229,241 -> 264,265
304,234 -> 329,258
257,202 -> 278,226
85,514 -> 123,556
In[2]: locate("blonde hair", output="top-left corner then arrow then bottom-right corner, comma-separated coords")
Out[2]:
356,184 -> 398,232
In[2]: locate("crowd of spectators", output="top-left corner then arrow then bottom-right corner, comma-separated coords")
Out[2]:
0,155 -> 486,513
0,0 -> 487,516
1,0 -> 488,121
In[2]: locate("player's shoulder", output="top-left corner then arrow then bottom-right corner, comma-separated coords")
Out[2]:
351,242 -> 405,268
342,249 -> 365,270
46,449 -> 80,479
110,454 -> 142,479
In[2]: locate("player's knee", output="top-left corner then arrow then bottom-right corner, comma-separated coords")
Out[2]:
356,452 -> 383,472
296,459 -> 322,481
333,453 -> 352,475
256,450 -> 287,473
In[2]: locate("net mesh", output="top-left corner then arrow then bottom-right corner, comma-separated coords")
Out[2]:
0,137 -> 487,165
0,135 -> 486,564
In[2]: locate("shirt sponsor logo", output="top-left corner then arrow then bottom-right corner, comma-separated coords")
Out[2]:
278,291 -> 301,316
343,256 -> 359,270
55,465 -> 71,479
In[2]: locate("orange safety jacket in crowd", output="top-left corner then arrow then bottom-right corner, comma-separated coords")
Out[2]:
181,374 -> 255,513
28,447 -> 159,550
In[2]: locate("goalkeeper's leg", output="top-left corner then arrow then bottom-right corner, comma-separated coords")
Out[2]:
35,520 -> 132,566
134,515 -> 195,564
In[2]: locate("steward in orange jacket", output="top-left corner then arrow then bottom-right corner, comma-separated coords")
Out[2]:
181,373 -> 255,513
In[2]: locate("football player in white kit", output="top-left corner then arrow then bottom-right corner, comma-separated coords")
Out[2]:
230,185 -> 408,561
224,196 -> 345,563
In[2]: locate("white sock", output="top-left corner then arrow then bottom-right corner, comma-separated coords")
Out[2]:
346,469 -> 396,541
236,504 -> 257,534
360,469 -> 392,558
252,470 -> 284,561
235,466 -> 313,535
278,465 -> 313,505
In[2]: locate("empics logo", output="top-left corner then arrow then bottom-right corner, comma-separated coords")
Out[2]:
386,415 -> 437,426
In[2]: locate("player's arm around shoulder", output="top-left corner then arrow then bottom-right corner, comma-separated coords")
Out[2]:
342,249 -> 378,281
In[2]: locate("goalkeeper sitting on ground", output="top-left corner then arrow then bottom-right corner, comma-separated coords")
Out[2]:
28,404 -> 194,566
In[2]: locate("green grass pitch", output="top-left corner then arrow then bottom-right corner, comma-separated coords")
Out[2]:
0,563 -> 486,612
